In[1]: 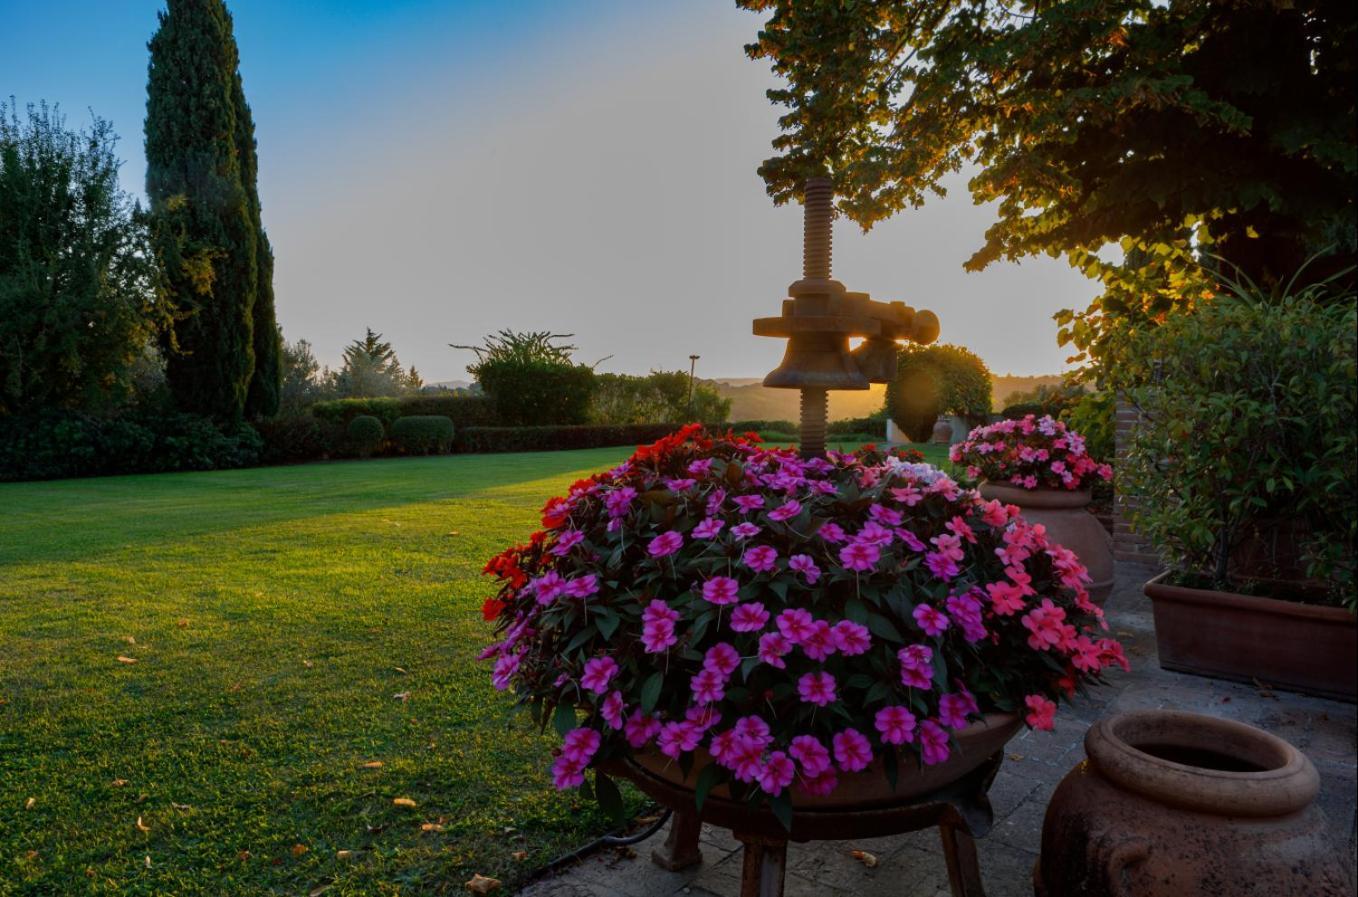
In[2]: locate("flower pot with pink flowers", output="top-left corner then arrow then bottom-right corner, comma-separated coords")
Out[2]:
951,414 -> 1116,604
481,427 -> 1126,850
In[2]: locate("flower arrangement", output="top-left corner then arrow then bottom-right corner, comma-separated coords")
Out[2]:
950,415 -> 1112,491
481,426 -> 1125,821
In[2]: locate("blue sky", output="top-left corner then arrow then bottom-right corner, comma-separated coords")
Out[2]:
2,0 -> 1097,381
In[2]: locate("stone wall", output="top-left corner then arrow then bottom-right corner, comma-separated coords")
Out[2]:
1113,400 -> 1162,567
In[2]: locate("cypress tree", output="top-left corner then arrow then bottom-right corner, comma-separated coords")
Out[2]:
145,0 -> 256,422
234,71 -> 281,419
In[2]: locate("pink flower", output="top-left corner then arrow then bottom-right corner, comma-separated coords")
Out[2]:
797,671 -> 837,706
743,545 -> 778,573
799,619 -> 838,661
898,644 -> 934,690
788,553 -> 821,584
733,494 -> 765,513
601,691 -> 626,729
832,728 -> 873,772
531,571 -> 567,605
686,704 -> 722,730
1025,694 -> 1057,731
831,620 -> 872,655
565,574 -> 600,599
657,721 -> 703,759
708,728 -> 741,764
604,487 -> 636,518
561,727 -> 601,764
769,499 -> 802,522
896,528 -> 926,552
687,458 -> 714,476
551,754 -> 586,789
703,642 -> 741,677
491,651 -> 521,690
581,656 -> 618,694
839,540 -> 881,572
789,734 -> 832,776
986,580 -> 1026,616
550,529 -> 585,556
797,768 -> 838,796
728,737 -> 765,783
641,618 -> 677,653
691,668 -> 726,704
938,692 -> 976,730
817,522 -> 847,543
730,522 -> 762,540
945,592 -> 987,643
890,484 -> 922,506
913,603 -> 951,637
776,608 -> 817,644
730,602 -> 770,632
1021,599 -> 1067,651
875,706 -> 917,745
733,715 -> 772,748
648,531 -> 684,558
757,751 -> 796,795
702,576 -> 741,606
919,720 -> 951,765
624,710 -> 661,748
757,631 -> 792,668
868,504 -> 903,526
693,517 -> 725,539
924,550 -> 960,580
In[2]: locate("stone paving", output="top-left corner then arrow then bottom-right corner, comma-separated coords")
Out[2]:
519,564 -> 1358,897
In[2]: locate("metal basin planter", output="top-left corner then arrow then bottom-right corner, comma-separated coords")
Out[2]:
1036,710 -> 1354,897
980,482 -> 1115,605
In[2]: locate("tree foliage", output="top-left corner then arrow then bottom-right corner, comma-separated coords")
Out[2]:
336,328 -> 419,398
739,0 -> 1357,379
590,371 -> 731,425
454,330 -> 597,426
0,101 -> 168,416
233,66 -> 280,419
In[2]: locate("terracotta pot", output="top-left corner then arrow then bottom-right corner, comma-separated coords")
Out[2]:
1036,710 -> 1353,897
1144,571 -> 1357,702
634,712 -> 1020,809
931,419 -> 954,444
979,482 -> 1115,605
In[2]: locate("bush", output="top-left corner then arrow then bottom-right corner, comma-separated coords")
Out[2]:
1061,391 -> 1115,462
1000,402 -> 1045,420
828,417 -> 886,437
476,360 -> 596,426
390,415 -> 455,454
255,414 -> 341,465
886,343 -> 992,442
346,415 -> 385,458
0,410 -> 261,481
1123,286 -> 1356,606
589,371 -> 731,424
311,395 -> 496,429
457,424 -> 678,454
723,419 -> 797,433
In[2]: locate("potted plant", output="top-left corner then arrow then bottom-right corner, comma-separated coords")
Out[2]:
951,415 -> 1116,604
480,426 -> 1126,824
1123,275 -> 1356,701
885,343 -> 992,443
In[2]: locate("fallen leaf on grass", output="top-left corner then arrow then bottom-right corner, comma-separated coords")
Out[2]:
176,619 -> 189,628
849,849 -> 878,868
111,779 -> 128,787
511,850 -> 527,862
302,660 -> 314,669
237,850 -> 251,862
336,850 -> 353,860
135,816 -> 150,833
24,850 -> 38,861
24,797 -> 35,810
117,656 -> 138,665
171,802 -> 191,810
144,855 -> 151,869
291,843 -> 309,858
124,636 -> 136,645
446,531 -> 461,537
392,692 -> 411,702
392,797 -> 417,808
227,682 -> 242,693
362,761 -> 384,769
420,823 -> 444,832
393,667 -> 408,674
309,885 -> 332,897
465,873 -> 501,894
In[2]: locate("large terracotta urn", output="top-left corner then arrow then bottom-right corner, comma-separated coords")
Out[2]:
1036,710 -> 1353,897
979,482 -> 1114,605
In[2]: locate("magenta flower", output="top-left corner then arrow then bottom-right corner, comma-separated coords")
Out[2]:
491,652 -> 521,691
732,494 -> 765,513
581,656 -> 618,694
789,734 -> 832,777
687,458 -> 714,476
743,545 -> 778,573
641,618 -> 677,653
798,768 -> 838,796
565,574 -> 599,599
561,727 -> 601,764
768,499 -> 802,522
730,602 -> 770,632
797,671 -> 837,706
856,521 -> 895,547
624,711 -> 660,748
1025,694 -> 1057,731
531,571 -> 567,605
839,540 -> 880,572
898,644 -> 934,690
692,517 -> 725,539
946,592 -> 987,643
601,691 -> 626,730
702,575 -> 741,606
757,631 -> 792,668
730,522 -> 762,540
703,642 -> 741,677
647,531 -> 684,558
729,737 -> 765,783
800,620 -> 838,661
708,728 -> 741,764
550,529 -> 584,556
924,550 -> 960,580
551,754 -> 586,789
788,553 -> 821,584
832,728 -> 873,772
938,692 -> 976,730
691,668 -> 726,704
919,720 -> 951,765
897,529 -> 926,552
818,521 -> 847,543
913,603 -> 950,637
775,608 -> 816,644
868,504 -> 903,526
733,714 -> 772,747
874,706 -> 917,745
831,620 -> 871,656
758,751 -> 796,795
604,487 -> 636,518
657,721 -> 703,759
686,704 -> 722,731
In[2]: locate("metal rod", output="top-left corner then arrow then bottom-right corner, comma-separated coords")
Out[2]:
799,386 -> 828,459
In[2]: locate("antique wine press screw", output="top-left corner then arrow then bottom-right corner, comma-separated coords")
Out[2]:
754,177 -> 941,457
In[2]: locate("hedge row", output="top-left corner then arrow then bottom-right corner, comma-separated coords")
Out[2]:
310,394 -> 497,428
457,424 -> 680,454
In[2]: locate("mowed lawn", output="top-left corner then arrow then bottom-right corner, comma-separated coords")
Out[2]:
0,437 -> 945,896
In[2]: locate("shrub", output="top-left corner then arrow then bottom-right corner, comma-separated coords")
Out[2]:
999,402 -> 1045,420
390,415 -> 455,455
590,371 -> 731,424
887,344 -> 992,442
255,414 -> 341,465
476,361 -> 596,426
1061,391 -> 1115,463
311,395 -> 496,429
1122,284 -> 1356,606
1000,382 -> 1087,420
458,424 -> 678,454
724,419 -> 797,434
346,415 -> 385,458
828,417 -> 886,437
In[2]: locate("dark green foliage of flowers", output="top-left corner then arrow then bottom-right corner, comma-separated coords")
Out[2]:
1122,275 -> 1357,606
346,414 -> 384,458
886,344 -> 992,441
390,415 -> 455,455
0,101 -> 169,416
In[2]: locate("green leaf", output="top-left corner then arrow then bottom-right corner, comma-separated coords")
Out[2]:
595,609 -> 620,641
553,702 -> 577,737
595,771 -> 625,821
640,671 -> 664,713
844,598 -> 869,624
866,613 -> 905,644
768,791 -> 793,832
562,624 -> 598,656
883,748 -> 899,790
694,763 -> 722,813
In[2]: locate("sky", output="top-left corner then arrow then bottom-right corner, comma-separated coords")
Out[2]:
2,0 -> 1097,381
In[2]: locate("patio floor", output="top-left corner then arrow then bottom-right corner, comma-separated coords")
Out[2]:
518,563 -> 1358,897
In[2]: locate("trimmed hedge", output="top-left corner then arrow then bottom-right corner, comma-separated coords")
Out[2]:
311,395 -> 497,429
255,414 -> 343,465
458,424 -> 679,454
347,415 -> 384,458
391,415 -> 454,454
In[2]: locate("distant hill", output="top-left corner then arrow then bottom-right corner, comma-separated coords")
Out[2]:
991,374 -> 1066,406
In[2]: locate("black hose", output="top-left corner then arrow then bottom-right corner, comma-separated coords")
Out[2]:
536,807 -> 673,876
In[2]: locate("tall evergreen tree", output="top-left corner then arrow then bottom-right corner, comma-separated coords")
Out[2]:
145,0 -> 256,422
234,70 -> 280,419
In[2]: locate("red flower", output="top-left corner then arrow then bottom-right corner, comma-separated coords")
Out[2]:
481,598 -> 506,621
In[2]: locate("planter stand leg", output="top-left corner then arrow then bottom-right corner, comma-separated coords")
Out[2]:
650,809 -> 703,871
939,820 -> 986,897
737,834 -> 787,897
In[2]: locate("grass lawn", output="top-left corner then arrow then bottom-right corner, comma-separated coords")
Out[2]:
0,437 -> 949,896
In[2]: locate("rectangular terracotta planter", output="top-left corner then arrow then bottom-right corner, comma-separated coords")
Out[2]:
1144,572 -> 1357,703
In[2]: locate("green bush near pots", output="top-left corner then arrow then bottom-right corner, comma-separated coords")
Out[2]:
1123,275 -> 1356,609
